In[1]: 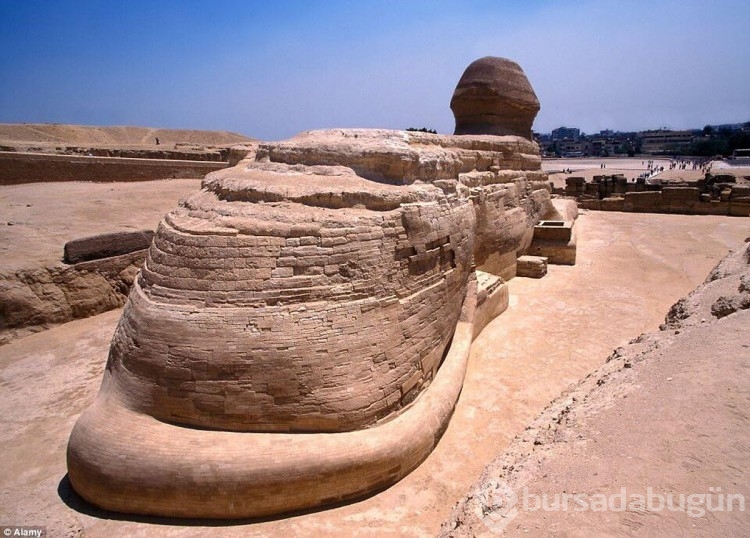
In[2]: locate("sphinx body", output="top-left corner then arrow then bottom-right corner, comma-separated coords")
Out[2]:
67,59 -> 572,519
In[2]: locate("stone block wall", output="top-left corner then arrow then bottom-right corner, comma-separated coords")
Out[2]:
579,187 -> 750,216
569,174 -> 750,217
0,152 -> 226,185
106,165 -> 476,433
462,171 -> 554,280
92,129 -> 559,434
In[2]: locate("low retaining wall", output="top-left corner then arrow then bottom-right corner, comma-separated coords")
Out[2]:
0,152 -> 227,185
1,229 -> 162,344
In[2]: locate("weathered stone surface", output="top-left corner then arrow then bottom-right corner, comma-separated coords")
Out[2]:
0,251 -> 145,344
68,125 -> 564,517
261,128 -> 542,183
528,220 -> 577,265
473,270 -> 509,339
516,255 -> 548,278
107,170 -> 476,434
64,230 -> 154,264
67,57 -> 572,520
451,56 -> 540,139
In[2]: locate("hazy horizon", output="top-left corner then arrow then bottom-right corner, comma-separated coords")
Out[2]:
1,0 -> 748,141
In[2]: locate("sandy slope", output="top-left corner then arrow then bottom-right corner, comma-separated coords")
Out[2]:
0,123 -> 255,148
442,241 -> 750,537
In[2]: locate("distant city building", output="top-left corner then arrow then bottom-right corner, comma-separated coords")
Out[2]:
551,126 -> 580,141
558,139 -> 590,157
537,127 -> 636,157
536,122 -> 748,157
638,130 -> 694,155
589,137 -> 620,156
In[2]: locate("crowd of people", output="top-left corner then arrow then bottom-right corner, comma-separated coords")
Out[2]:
666,158 -> 710,172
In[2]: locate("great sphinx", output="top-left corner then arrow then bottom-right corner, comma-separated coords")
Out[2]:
67,56 -> 576,518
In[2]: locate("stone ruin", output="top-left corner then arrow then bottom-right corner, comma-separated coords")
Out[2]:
67,56 -> 577,519
565,174 -> 750,216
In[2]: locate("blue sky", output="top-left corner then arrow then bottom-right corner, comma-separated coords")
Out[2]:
1,0 -> 748,140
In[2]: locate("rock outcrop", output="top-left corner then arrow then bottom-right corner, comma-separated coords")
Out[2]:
0,252 -> 145,345
67,58 -> 573,519
451,56 -> 540,139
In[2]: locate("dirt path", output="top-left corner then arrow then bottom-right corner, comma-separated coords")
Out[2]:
0,211 -> 747,537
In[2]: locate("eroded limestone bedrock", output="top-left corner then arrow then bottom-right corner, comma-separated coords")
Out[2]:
67,57 -> 577,519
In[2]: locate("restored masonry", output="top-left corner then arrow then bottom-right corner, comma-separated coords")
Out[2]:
67,57 -> 578,518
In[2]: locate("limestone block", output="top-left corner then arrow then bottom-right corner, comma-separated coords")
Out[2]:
473,271 -> 509,339
662,187 -> 700,203
550,198 -> 579,222
729,200 -> 750,217
565,176 -> 586,196
601,197 -> 625,211
623,191 -> 663,212
730,185 -> 750,200
64,230 -> 154,264
533,220 -> 572,242
516,255 -> 548,278
528,221 -> 577,265
578,199 -> 602,211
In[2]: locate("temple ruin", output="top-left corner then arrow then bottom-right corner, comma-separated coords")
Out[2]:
66,56 -> 578,519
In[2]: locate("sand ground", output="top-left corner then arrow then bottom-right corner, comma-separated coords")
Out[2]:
542,158 -> 703,189
443,237 -> 750,537
544,157 -> 750,191
451,310 -> 750,537
0,179 -> 201,271
1,206 -> 747,536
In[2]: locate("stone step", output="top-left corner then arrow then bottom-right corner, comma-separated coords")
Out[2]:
517,255 -> 548,278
